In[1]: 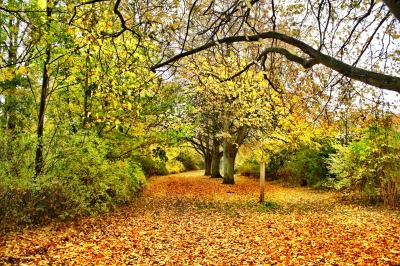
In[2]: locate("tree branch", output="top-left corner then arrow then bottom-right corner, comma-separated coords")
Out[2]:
151,31 -> 400,93
383,0 -> 400,22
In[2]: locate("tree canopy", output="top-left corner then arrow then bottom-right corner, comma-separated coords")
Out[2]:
147,0 -> 400,93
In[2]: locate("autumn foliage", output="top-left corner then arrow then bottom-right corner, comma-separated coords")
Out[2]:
1,171 -> 399,265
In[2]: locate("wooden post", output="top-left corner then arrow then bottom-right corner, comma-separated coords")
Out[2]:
260,159 -> 265,203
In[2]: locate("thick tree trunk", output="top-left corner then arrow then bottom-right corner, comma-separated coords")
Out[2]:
222,139 -> 237,184
383,0 -> 400,22
221,120 -> 249,184
204,152 -> 212,175
211,138 -> 222,178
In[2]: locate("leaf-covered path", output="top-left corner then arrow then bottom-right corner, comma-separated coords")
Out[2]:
1,170 -> 400,265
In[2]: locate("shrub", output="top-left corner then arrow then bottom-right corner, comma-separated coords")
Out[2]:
136,156 -> 169,177
42,133 -> 147,214
327,120 -> 400,206
0,131 -> 148,230
0,131 -> 36,184
265,150 -> 289,180
176,152 -> 199,171
284,138 -> 337,187
237,160 -> 260,177
166,159 -> 186,174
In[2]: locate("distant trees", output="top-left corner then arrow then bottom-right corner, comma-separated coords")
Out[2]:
180,52 -> 286,183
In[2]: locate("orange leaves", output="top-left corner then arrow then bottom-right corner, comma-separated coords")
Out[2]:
1,170 -> 400,265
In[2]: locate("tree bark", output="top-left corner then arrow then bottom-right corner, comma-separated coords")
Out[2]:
35,7 -> 52,177
211,137 -> 222,178
222,139 -> 237,184
221,121 -> 249,184
204,151 -> 212,175
383,0 -> 400,22
4,16 -> 19,131
35,45 -> 51,176
82,49 -> 91,129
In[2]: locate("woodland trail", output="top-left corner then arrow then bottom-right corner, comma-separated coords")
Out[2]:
1,170 -> 400,265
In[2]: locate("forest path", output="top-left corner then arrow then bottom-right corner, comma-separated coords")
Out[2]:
1,170 -> 400,265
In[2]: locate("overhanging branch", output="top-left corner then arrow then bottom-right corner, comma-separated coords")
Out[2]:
151,31 -> 400,93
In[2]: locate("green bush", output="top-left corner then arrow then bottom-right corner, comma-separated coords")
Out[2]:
166,159 -> 186,174
0,132 -> 147,230
237,159 -> 260,177
327,120 -> 400,206
284,138 -> 337,187
266,150 -> 289,180
0,183 -> 72,227
0,131 -> 36,184
176,152 -> 199,171
136,156 -> 169,177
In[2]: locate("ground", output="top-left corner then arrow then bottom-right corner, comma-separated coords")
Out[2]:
1,170 -> 399,265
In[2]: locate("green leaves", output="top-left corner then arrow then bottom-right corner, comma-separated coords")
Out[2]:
327,115 -> 400,206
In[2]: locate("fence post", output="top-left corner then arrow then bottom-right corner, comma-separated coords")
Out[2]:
260,159 -> 265,203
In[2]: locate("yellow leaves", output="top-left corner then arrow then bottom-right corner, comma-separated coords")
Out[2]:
245,0 -> 252,9
38,0 -> 46,9
170,21 -> 179,31
0,67 -> 28,82
252,89 -> 257,98
0,68 -> 15,82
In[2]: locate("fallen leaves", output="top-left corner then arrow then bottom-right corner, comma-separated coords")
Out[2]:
1,170 -> 399,265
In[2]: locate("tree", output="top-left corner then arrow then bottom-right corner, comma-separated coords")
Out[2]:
0,0 -> 185,176
185,86 -> 223,177
0,0 -> 34,132
182,51 -> 285,184
149,0 -> 400,94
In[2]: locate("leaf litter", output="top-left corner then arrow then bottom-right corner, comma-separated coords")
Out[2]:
1,170 -> 399,265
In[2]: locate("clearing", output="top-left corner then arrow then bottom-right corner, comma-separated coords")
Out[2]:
1,170 -> 399,265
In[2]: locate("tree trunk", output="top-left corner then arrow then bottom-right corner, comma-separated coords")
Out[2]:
383,0 -> 400,22
222,139 -> 237,184
4,17 -> 19,131
35,7 -> 52,177
211,137 -> 222,178
35,45 -> 51,176
204,152 -> 212,175
82,48 -> 91,129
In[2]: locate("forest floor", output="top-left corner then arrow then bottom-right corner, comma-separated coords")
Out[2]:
1,170 -> 400,265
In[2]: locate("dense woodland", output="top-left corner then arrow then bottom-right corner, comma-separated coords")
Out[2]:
1,0 -> 400,229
